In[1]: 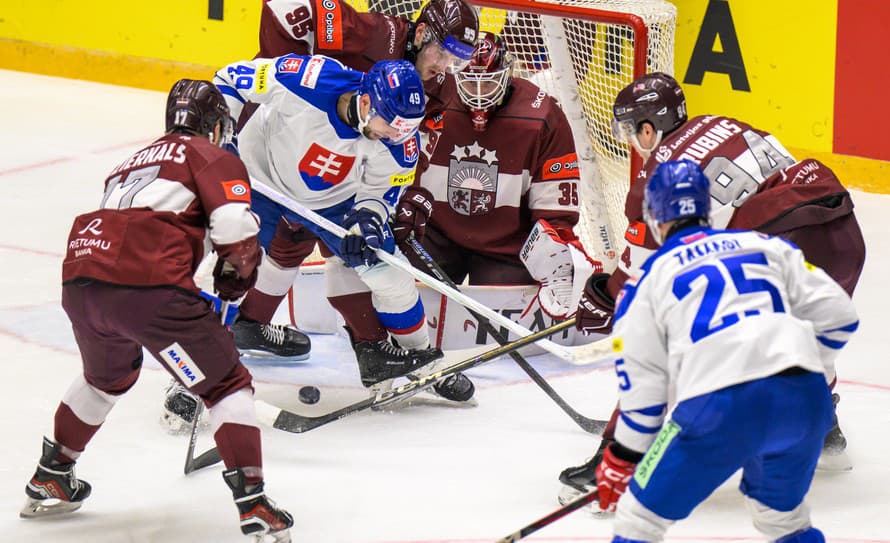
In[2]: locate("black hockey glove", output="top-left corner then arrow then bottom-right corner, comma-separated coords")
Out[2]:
392,186 -> 434,244
341,208 -> 395,267
576,273 -> 615,335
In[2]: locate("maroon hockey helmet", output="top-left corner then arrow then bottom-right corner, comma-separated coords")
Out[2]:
165,79 -> 232,145
456,32 -> 514,131
417,0 -> 479,65
611,72 -> 686,149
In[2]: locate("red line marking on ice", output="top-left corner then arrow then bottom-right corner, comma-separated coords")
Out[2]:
374,538 -> 890,543
0,327 -> 78,356
839,378 -> 890,391
0,139 -> 150,177
0,244 -> 63,258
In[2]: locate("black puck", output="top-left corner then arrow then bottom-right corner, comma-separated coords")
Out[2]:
298,385 -> 320,404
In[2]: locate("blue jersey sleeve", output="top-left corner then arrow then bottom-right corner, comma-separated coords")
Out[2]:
273,54 -> 363,110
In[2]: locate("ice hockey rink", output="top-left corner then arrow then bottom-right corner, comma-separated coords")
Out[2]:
1,69 -> 888,542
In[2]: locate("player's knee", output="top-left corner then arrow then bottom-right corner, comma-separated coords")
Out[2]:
199,363 -> 253,408
613,491 -> 672,543
269,220 -> 316,267
746,497 -> 813,541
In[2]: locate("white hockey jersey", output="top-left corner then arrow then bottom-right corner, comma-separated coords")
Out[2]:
612,226 -> 858,452
214,54 -> 420,217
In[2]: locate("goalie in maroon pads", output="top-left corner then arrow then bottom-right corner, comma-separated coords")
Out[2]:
20,80 -> 293,543
404,32 -> 601,316
558,72 -> 866,510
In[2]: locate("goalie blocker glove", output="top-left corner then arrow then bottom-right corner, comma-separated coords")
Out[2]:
520,219 -> 602,318
392,186 -> 434,244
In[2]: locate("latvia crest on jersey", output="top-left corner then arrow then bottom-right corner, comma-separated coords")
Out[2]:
447,141 -> 498,216
298,142 -> 356,191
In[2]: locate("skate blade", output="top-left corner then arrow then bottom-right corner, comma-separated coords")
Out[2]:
817,450 -> 853,471
238,350 -> 310,364
252,529 -> 292,543
20,496 -> 83,518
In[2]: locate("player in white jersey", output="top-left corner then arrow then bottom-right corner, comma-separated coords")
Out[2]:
590,160 -> 857,543
214,55 -> 445,391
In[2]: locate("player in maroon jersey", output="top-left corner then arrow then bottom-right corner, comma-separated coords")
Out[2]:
229,0 -> 479,362
397,32 -> 601,312
20,80 -> 293,542
558,72 -> 865,508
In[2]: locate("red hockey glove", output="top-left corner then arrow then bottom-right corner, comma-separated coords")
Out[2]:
213,257 -> 258,301
595,444 -> 637,513
576,273 -> 615,335
392,186 -> 434,244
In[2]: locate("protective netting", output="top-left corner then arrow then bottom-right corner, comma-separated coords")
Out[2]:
347,0 -> 677,267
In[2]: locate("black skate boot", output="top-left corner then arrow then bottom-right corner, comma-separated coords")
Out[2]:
160,379 -> 200,434
232,318 -> 311,360
558,437 -> 614,511
354,340 -> 443,387
21,437 -> 92,518
818,393 -> 852,471
223,468 -> 294,543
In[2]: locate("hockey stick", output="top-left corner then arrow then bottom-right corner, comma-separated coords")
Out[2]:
250,179 -> 580,363
185,319 -> 608,472
494,489 -> 600,543
404,236 -> 606,434
183,401 -> 222,475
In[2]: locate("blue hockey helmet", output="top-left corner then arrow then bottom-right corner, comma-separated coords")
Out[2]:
643,159 -> 711,243
360,60 -> 426,144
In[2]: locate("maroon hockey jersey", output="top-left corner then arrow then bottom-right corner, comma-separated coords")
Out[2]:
258,0 -> 447,110
62,134 -> 261,292
416,78 -> 581,263
609,115 -> 864,297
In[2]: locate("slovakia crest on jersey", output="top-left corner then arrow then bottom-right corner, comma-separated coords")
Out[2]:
447,142 -> 499,216
298,143 -> 356,191
403,138 -> 418,162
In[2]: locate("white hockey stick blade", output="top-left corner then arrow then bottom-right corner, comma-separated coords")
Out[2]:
564,335 -> 616,366
250,179 -> 576,362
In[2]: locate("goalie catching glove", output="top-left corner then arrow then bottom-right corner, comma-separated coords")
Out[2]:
520,219 -> 602,318
341,204 -> 396,267
392,185 -> 434,244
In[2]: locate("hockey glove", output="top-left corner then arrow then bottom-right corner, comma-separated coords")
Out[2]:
595,443 -> 637,513
341,207 -> 395,268
213,257 -> 257,302
392,186 -> 434,244
576,273 -> 615,335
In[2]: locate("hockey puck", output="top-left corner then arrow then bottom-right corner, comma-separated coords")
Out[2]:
298,385 -> 320,404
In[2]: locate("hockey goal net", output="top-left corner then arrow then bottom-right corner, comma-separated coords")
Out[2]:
350,0 -> 677,269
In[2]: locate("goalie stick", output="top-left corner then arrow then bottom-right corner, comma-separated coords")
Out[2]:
185,318 -> 604,472
494,489 -> 600,543
404,236 -> 606,435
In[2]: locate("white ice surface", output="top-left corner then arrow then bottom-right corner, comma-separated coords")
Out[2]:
0,70 -> 888,542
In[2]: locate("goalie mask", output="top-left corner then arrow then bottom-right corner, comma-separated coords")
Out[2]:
643,159 -> 711,245
456,32 -> 513,131
358,60 -> 427,144
165,79 -> 232,146
611,72 -> 686,157
416,0 -> 479,73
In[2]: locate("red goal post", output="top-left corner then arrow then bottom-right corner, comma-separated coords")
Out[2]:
354,0 -> 678,268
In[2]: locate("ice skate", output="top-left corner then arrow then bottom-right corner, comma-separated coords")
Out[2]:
232,318 -> 311,360
223,468 -> 294,543
160,379 -> 200,434
557,437 -> 613,516
21,437 -> 92,518
817,393 -> 852,471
